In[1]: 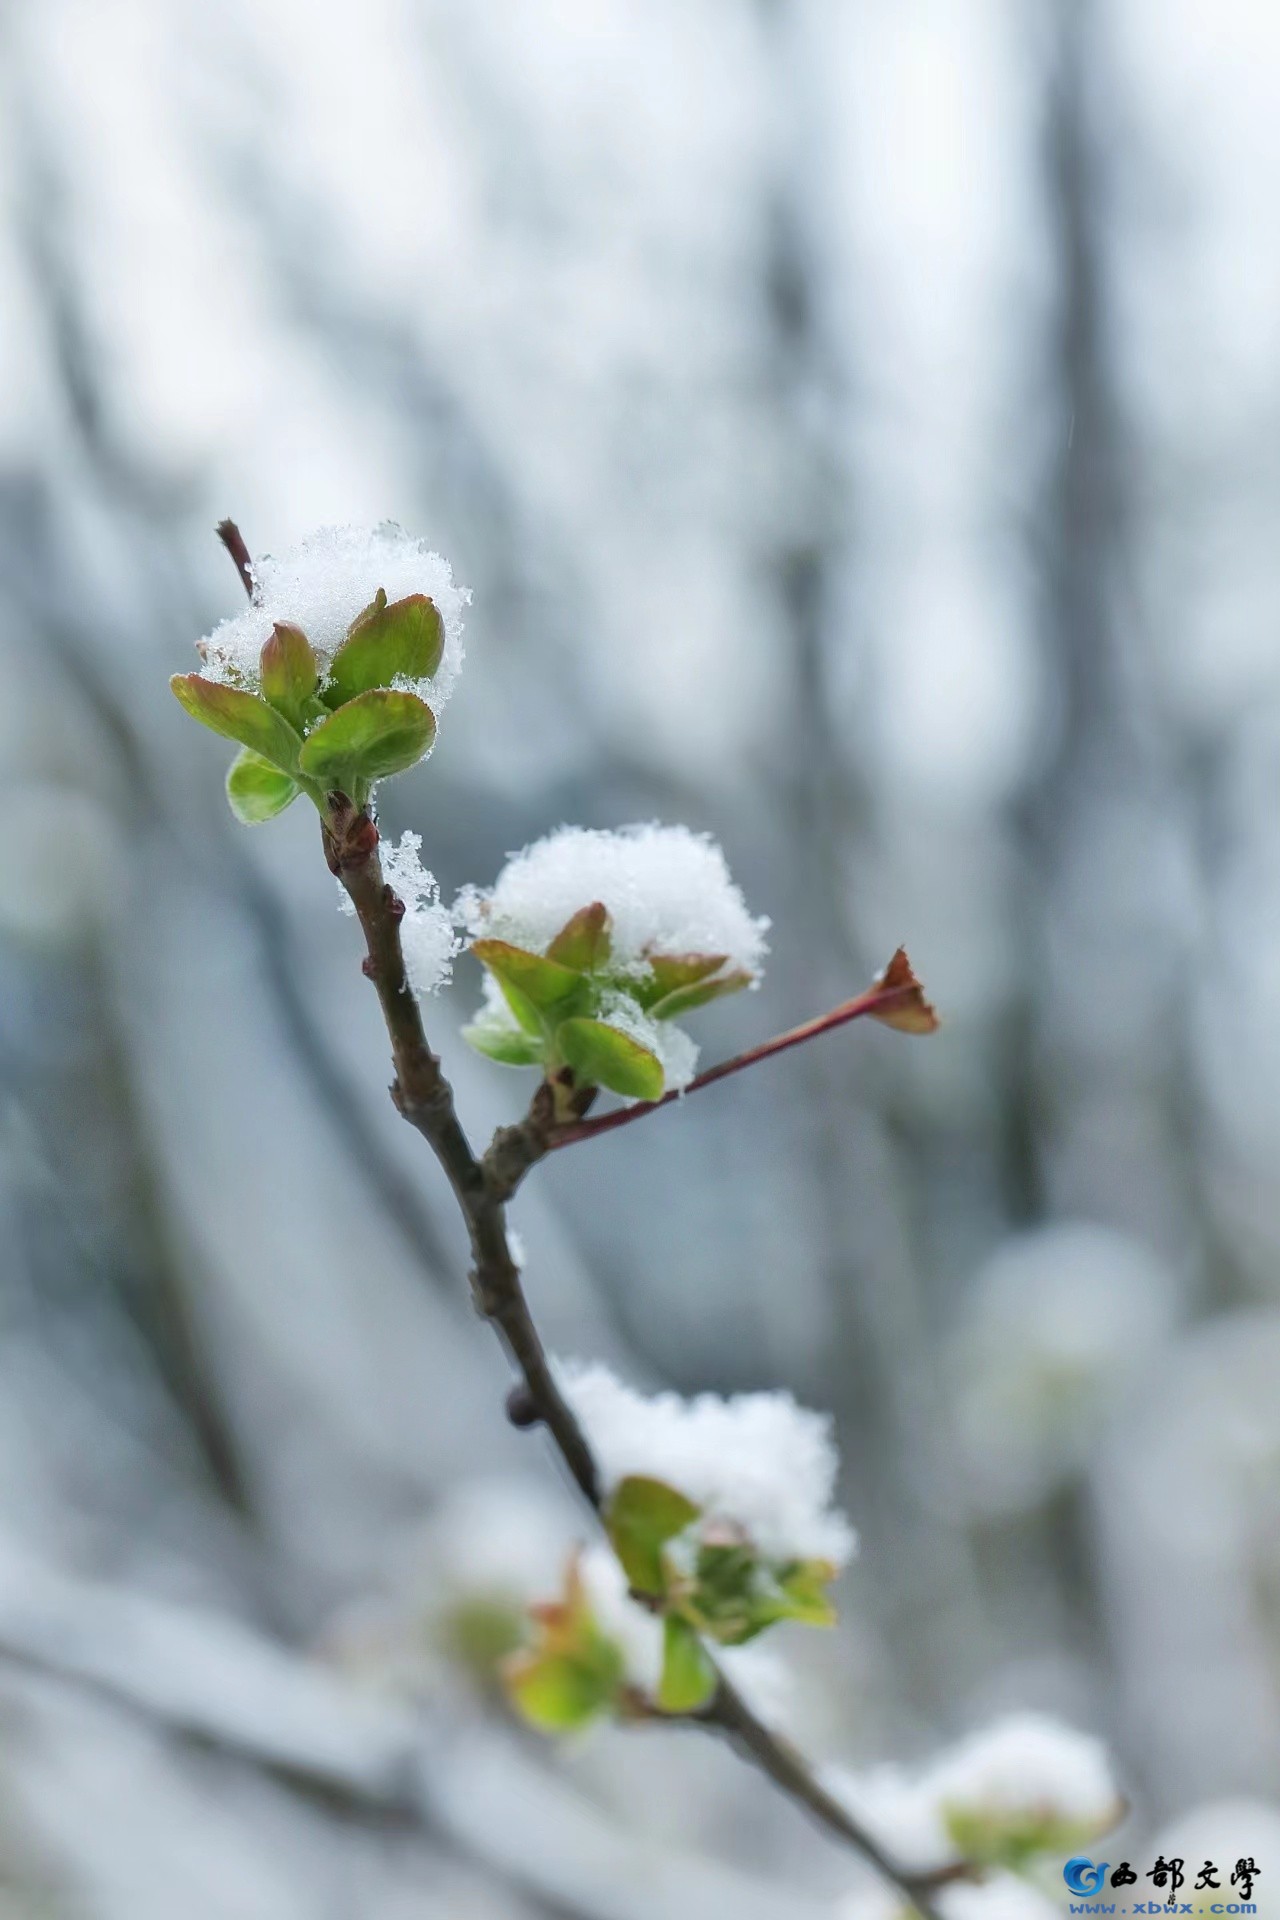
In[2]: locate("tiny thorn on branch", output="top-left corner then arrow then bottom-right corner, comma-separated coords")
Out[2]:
216,518 -> 256,600
546,947 -> 938,1151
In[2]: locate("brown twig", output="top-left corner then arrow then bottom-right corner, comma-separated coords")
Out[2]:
222,503 -> 948,1914
216,518 -> 257,600
324,796 -> 596,1505
322,796 -> 947,1917
547,949 -> 938,1151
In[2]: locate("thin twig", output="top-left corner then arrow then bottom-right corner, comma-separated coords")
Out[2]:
324,797 -> 596,1505
223,507 -> 947,1914
323,798 -> 947,1918
216,517 -> 256,599
547,951 -> 937,1151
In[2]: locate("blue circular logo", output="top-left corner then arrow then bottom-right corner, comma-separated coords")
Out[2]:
1064,1860 -> 1111,1896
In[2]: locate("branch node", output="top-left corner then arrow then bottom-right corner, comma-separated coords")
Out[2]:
505,1383 -> 542,1429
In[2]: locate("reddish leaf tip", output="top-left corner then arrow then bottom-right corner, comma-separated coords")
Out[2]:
871,947 -> 939,1035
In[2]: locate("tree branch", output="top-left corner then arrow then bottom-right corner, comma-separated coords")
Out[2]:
222,500 -> 948,1913
546,949 -> 938,1151
324,797 -> 596,1506
325,799 -> 948,1920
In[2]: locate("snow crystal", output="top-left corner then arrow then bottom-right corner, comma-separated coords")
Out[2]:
456,823 -> 769,979
556,1360 -> 854,1566
338,830 -> 457,995
827,1713 -> 1120,1870
199,524 -> 468,710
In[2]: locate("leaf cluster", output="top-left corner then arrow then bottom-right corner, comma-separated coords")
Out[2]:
171,589 -> 444,818
465,903 -> 751,1100
506,1474 -> 839,1730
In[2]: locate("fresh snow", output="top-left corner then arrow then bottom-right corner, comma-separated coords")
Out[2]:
456,823 -> 769,978
338,830 -> 457,996
556,1360 -> 854,1567
199,524 -> 468,710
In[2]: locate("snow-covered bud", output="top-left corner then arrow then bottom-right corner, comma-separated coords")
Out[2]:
457,823 -> 769,1102
533,1361 -> 853,1713
171,524 -> 467,818
829,1713 -> 1123,1876
505,1542 -> 789,1734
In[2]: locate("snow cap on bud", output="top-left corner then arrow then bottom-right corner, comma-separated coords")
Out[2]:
198,523 -> 467,708
458,823 -> 769,1100
828,1712 -> 1122,1874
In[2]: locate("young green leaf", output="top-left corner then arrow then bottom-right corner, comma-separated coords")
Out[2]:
556,1017 -> 665,1101
226,748 -> 301,824
687,1539 -> 759,1641
545,902 -> 612,973
170,674 -> 303,770
633,952 -> 727,1011
771,1558 -> 839,1627
606,1475 -> 701,1596
461,1020 -> 547,1068
505,1649 -> 619,1732
471,941 -> 587,1023
657,1616 -> 717,1714
727,1557 -> 839,1641
503,1557 -> 627,1734
323,590 -> 444,706
297,688 -> 436,788
258,621 -> 319,732
649,967 -> 752,1021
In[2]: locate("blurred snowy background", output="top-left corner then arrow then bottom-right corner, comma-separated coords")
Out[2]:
0,0 -> 1278,1913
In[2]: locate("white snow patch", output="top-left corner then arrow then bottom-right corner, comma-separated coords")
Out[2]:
828,1713 -> 1120,1871
556,1361 -> 854,1567
578,1543 -> 663,1695
456,823 -> 769,978
928,1712 -> 1119,1832
338,830 -> 457,996
199,524 -> 468,709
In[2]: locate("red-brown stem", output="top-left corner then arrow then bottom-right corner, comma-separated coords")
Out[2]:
547,980 -> 925,1150
216,518 -> 256,600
